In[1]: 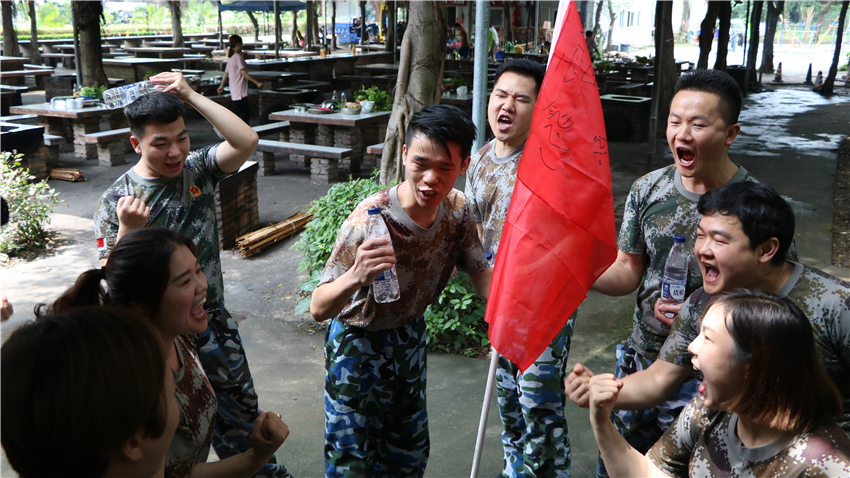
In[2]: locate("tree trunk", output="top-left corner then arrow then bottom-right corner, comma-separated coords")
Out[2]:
1,1 -> 19,57
759,1 -> 784,73
578,1 -> 589,29
746,1 -> 764,84
677,0 -> 690,43
713,1 -> 731,71
698,1 -> 720,69
275,4 -> 283,48
247,11 -> 260,42
379,1 -> 446,185
814,0 -> 836,42
384,0 -> 394,52
820,0 -> 849,95
305,2 -> 314,49
73,1 -> 108,87
312,2 -> 320,45
360,1 -> 367,43
593,0 -> 604,38
332,1 -> 339,49
606,0 -> 617,52
655,0 -> 676,122
504,1 -> 513,45
169,1 -> 184,47
27,1 -> 39,65
291,11 -> 298,46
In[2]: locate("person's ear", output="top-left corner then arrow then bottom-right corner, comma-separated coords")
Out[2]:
459,155 -> 471,176
756,237 -> 781,264
725,123 -> 741,146
120,433 -> 144,462
130,135 -> 142,155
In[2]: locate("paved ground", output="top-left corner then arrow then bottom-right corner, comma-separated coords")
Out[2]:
1,78 -> 848,476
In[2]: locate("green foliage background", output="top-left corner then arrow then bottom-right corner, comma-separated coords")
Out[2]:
291,173 -> 489,356
0,153 -> 62,256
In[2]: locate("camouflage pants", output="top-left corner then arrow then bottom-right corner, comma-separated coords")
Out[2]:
195,306 -> 293,478
496,316 -> 574,478
323,316 -> 429,478
595,344 -> 699,478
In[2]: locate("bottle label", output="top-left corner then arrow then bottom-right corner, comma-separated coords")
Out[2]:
375,271 -> 389,281
662,282 -> 686,302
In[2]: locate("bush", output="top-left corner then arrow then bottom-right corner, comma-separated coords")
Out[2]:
290,172 -> 489,356
0,152 -> 62,256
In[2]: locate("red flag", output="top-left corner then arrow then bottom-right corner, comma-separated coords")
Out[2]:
486,0 -> 617,372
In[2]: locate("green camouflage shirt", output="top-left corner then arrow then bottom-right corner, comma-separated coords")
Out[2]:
647,395 -> 850,477
619,164 -> 754,359
464,139 -> 524,257
93,145 -> 225,308
318,186 -> 488,330
659,262 -> 850,432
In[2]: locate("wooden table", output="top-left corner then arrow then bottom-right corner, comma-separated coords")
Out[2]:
269,109 -> 391,174
0,56 -> 28,71
103,57 -> 205,83
10,102 -> 126,160
249,71 -> 308,90
126,47 -> 193,59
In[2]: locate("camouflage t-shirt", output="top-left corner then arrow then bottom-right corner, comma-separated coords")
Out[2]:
659,262 -> 850,432
647,395 -> 850,477
318,185 -> 488,330
464,139 -> 524,256
620,164 -> 754,359
166,336 -> 217,478
93,145 -> 225,308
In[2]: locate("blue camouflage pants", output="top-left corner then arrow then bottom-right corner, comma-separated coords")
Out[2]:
595,344 -> 699,478
195,306 -> 292,478
497,316 -> 574,478
323,316 -> 429,478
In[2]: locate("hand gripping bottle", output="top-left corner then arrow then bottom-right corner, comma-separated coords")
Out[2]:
367,207 -> 400,303
102,80 -> 157,109
661,235 -> 688,318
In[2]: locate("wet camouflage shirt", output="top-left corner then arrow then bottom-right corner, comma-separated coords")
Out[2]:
647,395 -> 850,477
620,164 -> 754,359
166,336 -> 217,478
659,262 -> 850,433
318,185 -> 488,330
464,139 -> 524,256
93,145 -> 225,307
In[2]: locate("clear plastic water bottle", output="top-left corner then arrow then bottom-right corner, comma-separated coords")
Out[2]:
102,80 -> 157,109
340,91 -> 346,103
485,251 -> 495,269
367,207 -> 400,303
661,235 -> 688,319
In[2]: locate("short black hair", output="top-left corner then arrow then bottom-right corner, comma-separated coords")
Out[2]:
454,22 -> 463,28
697,181 -> 794,266
673,69 -> 742,126
493,59 -> 546,96
405,104 -> 477,162
124,91 -> 185,140
585,30 -> 593,37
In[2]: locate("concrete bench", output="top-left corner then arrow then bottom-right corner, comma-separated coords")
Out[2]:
84,127 -> 132,167
252,121 -> 290,141
252,139 -> 350,183
43,133 -> 66,147
171,68 -> 206,76
366,142 -> 384,155
0,68 -> 54,89
0,114 -> 38,124
215,161 -> 259,250
41,52 -> 75,68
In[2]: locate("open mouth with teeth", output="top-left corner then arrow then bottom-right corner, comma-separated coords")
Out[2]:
702,263 -> 719,282
497,115 -> 513,132
676,148 -> 695,167
190,297 -> 207,321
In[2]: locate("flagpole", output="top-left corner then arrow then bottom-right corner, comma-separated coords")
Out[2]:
470,346 -> 500,478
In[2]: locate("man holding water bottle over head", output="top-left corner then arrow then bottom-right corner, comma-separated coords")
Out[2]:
564,69 -> 794,477
94,72 -> 294,478
310,104 -> 492,477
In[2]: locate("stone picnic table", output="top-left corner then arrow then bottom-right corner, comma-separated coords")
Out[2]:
103,57 -> 205,83
249,71 -> 309,90
269,108 -> 391,175
125,47 -> 194,59
0,56 -> 28,71
10,102 -> 126,160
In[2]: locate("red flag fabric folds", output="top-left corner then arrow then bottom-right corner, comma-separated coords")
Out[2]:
485,0 -> 617,372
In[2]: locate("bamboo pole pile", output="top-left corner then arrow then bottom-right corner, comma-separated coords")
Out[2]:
234,211 -> 314,257
48,168 -> 86,182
